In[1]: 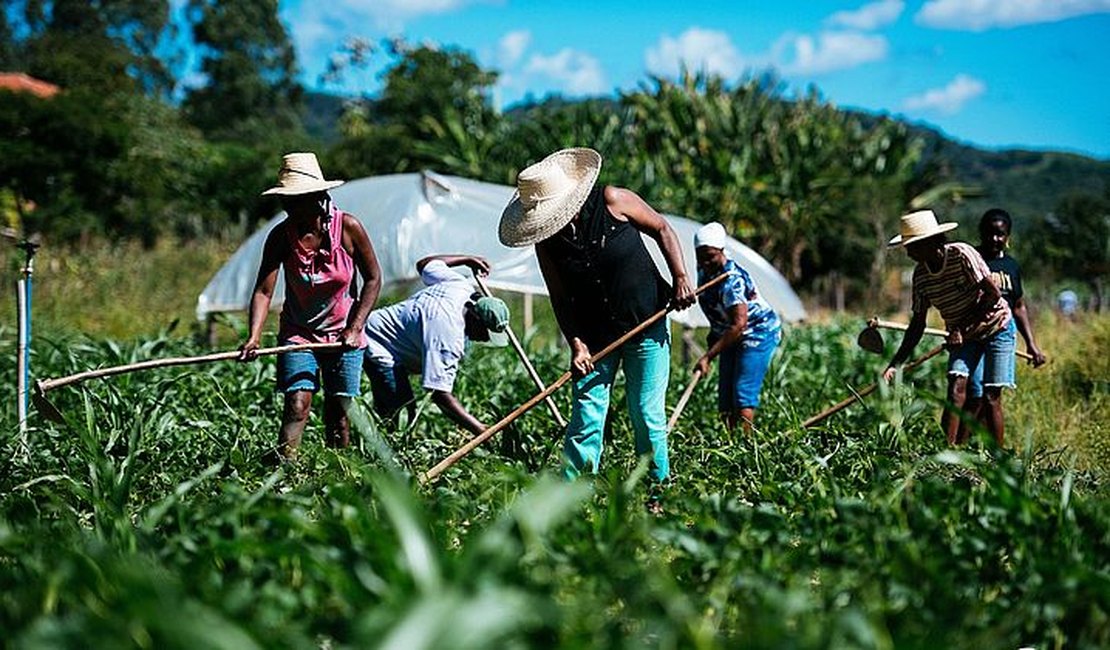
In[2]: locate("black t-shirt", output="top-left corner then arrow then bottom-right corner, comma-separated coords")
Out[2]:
980,250 -> 1023,308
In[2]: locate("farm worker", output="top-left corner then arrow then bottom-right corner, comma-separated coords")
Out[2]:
882,210 -> 1014,446
239,152 -> 382,461
362,254 -> 510,435
499,147 -> 695,512
692,222 -> 783,433
967,208 -> 1047,427
1056,289 -> 1079,320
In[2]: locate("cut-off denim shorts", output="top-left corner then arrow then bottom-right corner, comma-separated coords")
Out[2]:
949,318 -> 1016,395
277,347 -> 363,397
715,328 -> 782,411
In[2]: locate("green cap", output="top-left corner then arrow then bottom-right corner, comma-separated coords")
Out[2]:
472,296 -> 510,347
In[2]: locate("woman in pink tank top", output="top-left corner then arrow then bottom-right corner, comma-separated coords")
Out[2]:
239,153 -> 382,461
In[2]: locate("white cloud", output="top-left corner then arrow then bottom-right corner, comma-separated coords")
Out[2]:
827,0 -> 905,30
902,74 -> 986,114
347,0 -> 487,25
776,31 -> 888,75
284,0 -> 494,75
644,28 -> 747,79
524,49 -> 607,95
916,0 -> 1110,31
497,30 -> 531,68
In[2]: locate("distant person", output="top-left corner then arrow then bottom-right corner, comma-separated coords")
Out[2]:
239,152 -> 382,461
362,254 -> 510,435
882,210 -> 1014,447
499,147 -> 695,514
692,222 -> 782,433
1057,289 -> 1079,321
967,208 -> 1047,421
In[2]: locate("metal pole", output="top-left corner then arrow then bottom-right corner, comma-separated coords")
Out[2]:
16,276 -> 27,435
16,239 -> 37,448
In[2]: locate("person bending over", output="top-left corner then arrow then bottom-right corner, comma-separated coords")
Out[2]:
883,210 -> 1014,446
363,254 -> 509,435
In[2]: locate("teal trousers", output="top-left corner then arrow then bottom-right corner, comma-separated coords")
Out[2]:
564,319 -> 671,483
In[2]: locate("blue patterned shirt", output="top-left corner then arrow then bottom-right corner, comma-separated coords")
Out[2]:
698,258 -> 781,340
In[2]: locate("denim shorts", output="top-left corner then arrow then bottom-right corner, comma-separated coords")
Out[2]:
716,328 -> 782,410
276,348 -> 363,396
950,318 -> 1016,395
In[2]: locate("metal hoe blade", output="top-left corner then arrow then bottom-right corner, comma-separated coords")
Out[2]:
856,326 -> 886,355
32,382 -> 65,424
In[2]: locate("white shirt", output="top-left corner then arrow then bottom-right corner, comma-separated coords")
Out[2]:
363,260 -> 475,392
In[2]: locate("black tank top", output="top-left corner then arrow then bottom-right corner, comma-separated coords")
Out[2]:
536,186 -> 671,350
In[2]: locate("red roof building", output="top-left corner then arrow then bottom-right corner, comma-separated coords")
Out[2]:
0,72 -> 60,98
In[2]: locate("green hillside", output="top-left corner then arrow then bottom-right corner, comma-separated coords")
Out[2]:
908,122 -> 1110,227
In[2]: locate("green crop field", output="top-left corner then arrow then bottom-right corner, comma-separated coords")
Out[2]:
2,310 -> 1107,649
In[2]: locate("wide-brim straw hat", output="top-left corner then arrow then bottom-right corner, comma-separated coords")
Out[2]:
261,152 -> 345,196
499,148 -> 602,247
888,209 -> 958,247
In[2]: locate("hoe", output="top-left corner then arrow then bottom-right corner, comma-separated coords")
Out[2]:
33,342 -> 343,422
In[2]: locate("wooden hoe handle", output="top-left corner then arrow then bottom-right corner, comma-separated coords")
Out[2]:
474,275 -> 567,428
801,344 -> 945,429
867,316 -> 1034,361
36,342 -> 344,393
667,367 -> 704,431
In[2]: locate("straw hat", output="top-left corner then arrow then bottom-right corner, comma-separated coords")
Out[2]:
261,152 -> 345,196
694,222 -> 728,249
887,209 -> 958,247
499,148 -> 602,247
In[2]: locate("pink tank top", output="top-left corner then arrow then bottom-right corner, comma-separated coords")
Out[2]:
278,203 -> 367,346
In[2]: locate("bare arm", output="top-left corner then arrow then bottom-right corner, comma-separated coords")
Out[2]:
416,254 -> 491,276
604,186 -> 695,309
696,303 -> 747,376
431,390 -> 485,436
1011,297 -> 1046,366
238,228 -> 284,360
341,214 -> 382,347
883,308 -> 927,381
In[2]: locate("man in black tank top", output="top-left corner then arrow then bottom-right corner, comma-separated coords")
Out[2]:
500,148 -> 694,513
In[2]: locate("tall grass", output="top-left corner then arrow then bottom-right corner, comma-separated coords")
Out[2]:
1,241 -> 1107,647
1,316 -> 1107,648
1004,312 -> 1109,471
0,238 -> 237,339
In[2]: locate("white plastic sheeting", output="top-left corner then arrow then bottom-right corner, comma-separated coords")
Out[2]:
196,172 -> 806,328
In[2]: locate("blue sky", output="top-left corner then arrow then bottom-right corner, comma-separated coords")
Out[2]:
278,0 -> 1110,159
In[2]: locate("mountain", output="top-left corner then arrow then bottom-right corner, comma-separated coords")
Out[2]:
907,121 -> 1110,229
303,91 -> 348,144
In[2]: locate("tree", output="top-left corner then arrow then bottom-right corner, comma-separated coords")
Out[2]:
326,40 -> 502,178
1029,189 -> 1110,311
183,0 -> 302,141
618,71 -> 923,288
494,98 -> 631,186
3,0 -> 173,94
377,39 -> 498,140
